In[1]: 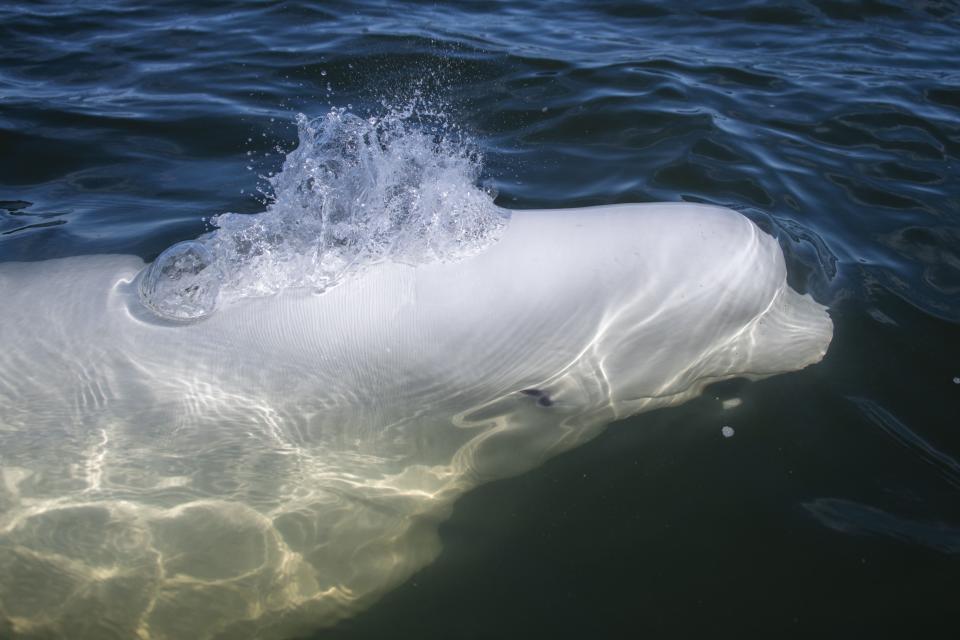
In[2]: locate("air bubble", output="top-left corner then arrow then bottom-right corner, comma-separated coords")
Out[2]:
138,241 -> 222,321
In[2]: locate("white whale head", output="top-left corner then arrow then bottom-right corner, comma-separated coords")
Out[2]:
0,203 -> 831,639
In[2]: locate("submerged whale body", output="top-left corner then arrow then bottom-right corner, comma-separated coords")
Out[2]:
0,203 -> 831,639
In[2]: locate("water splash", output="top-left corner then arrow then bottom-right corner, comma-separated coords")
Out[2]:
140,104 -> 506,320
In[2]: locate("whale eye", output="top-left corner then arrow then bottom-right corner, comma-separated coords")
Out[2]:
138,240 -> 222,322
519,388 -> 553,407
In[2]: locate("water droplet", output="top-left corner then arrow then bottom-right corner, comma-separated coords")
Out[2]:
721,426 -> 735,438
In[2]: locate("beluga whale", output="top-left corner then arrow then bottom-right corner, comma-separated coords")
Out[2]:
0,110 -> 832,639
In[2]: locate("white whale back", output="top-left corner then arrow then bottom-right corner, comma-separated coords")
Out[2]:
0,204 -> 831,639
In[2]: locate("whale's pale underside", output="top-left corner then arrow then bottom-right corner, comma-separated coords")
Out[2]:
0,203 -> 832,639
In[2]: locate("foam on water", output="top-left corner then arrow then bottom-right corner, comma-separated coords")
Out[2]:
140,103 -> 506,320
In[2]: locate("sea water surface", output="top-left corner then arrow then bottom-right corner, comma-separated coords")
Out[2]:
1,1 -> 959,638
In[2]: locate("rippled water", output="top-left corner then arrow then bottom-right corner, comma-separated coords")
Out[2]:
1,1 -> 958,638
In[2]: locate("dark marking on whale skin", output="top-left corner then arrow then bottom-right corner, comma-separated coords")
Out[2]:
520,388 -> 553,407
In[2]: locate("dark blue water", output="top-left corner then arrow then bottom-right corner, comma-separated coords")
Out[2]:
2,1 -> 959,638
